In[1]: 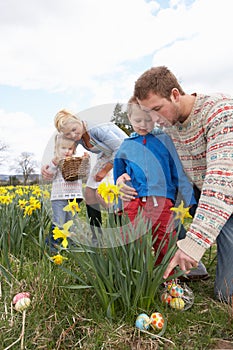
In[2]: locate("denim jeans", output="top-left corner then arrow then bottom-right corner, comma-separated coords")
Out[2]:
215,214 -> 233,302
51,199 -> 83,228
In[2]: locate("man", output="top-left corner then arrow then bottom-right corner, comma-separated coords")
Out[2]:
119,66 -> 233,302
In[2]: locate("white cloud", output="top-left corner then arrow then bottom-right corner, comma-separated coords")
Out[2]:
1,0 -> 233,174
0,0 -> 156,92
1,0 -> 233,97
149,0 -> 233,95
2,1 -> 231,93
0,110 -> 54,173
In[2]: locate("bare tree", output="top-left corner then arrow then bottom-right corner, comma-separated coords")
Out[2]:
13,152 -> 38,185
0,141 -> 9,165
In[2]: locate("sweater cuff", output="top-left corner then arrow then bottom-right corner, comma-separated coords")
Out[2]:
177,236 -> 206,262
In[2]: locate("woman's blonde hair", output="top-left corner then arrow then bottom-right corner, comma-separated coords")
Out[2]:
54,109 -> 82,132
54,134 -> 77,157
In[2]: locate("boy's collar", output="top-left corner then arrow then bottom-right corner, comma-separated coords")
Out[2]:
130,127 -> 163,138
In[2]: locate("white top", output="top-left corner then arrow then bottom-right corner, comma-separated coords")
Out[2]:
48,161 -> 83,200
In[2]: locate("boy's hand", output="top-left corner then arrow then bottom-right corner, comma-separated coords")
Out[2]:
116,173 -> 138,201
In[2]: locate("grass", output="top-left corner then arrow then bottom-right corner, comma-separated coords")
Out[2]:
1,203 -> 233,349
1,248 -> 233,349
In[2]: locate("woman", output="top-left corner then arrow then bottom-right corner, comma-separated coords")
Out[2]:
42,109 -> 127,244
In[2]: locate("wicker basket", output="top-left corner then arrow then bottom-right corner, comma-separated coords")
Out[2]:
59,156 -> 90,181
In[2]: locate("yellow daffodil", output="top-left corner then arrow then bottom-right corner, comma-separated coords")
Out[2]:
97,183 -> 122,204
32,187 -> 42,197
29,197 -> 41,209
18,199 -> 28,209
24,205 -> 34,216
42,190 -> 50,199
50,254 -> 68,265
23,198 -> 41,216
0,187 -> 8,195
170,200 -> 193,224
15,188 -> 24,196
63,198 -> 81,216
0,194 -> 14,205
53,220 -> 73,248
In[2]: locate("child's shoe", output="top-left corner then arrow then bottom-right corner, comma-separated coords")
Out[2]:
45,233 -> 61,254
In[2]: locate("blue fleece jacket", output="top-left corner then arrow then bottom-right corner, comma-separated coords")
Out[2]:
114,129 -> 196,206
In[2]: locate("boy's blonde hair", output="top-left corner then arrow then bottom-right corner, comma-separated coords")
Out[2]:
54,109 -> 83,132
54,134 -> 77,157
127,96 -> 140,119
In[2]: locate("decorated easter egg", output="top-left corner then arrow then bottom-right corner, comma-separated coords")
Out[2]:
166,281 -> 174,291
150,312 -> 164,330
14,297 -> 31,312
13,292 -> 30,305
161,292 -> 172,304
170,297 -> 185,310
169,284 -> 184,298
13,292 -> 31,312
135,313 -> 150,330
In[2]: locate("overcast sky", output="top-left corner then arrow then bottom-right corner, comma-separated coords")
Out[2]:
0,0 -> 233,174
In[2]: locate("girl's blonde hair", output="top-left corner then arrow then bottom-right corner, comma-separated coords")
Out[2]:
54,134 -> 77,157
54,109 -> 83,132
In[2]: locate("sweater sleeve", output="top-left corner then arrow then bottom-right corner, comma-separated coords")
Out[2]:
178,99 -> 233,261
163,134 -> 196,206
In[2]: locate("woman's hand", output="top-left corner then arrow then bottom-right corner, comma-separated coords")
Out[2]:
82,152 -> 90,159
95,169 -> 107,182
95,162 -> 113,182
116,173 -> 138,201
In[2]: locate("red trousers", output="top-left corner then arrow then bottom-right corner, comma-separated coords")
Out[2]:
123,197 -> 176,266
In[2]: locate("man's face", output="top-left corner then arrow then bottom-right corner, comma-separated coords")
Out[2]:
138,91 -> 180,126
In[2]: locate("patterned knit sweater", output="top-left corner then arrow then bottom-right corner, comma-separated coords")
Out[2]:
166,93 -> 233,261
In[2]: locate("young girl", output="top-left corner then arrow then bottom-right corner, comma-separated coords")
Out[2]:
45,134 -> 86,251
42,109 -> 127,245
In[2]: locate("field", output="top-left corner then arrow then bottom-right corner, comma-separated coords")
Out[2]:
0,184 -> 233,350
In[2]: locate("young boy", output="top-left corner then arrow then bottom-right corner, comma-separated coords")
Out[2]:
113,98 -> 196,267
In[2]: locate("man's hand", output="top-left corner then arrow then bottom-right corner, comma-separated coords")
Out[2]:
116,173 -> 138,201
41,164 -> 54,181
163,249 -> 198,279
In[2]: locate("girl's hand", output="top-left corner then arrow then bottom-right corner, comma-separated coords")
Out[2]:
41,165 -> 54,180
